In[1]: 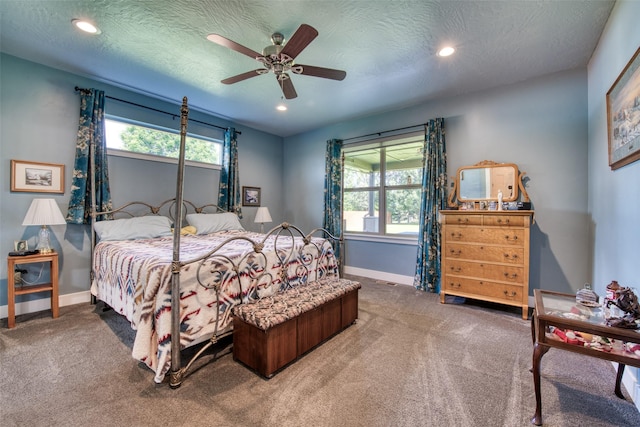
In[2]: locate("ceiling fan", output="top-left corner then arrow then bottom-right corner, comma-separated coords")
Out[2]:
207,24 -> 346,100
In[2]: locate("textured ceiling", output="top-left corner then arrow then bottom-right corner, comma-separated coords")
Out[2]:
0,1 -> 615,137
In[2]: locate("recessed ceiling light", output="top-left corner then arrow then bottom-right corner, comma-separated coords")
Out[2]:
437,46 -> 455,57
276,104 -> 287,111
72,19 -> 101,34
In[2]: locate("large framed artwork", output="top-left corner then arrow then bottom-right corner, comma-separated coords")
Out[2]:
607,47 -> 640,170
10,160 -> 65,193
242,186 -> 261,206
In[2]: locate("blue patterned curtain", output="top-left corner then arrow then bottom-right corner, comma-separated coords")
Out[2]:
414,118 -> 447,292
323,138 -> 343,259
66,89 -> 113,224
217,127 -> 242,218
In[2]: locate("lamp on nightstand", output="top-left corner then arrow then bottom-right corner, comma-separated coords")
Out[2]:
22,198 -> 66,253
254,206 -> 272,233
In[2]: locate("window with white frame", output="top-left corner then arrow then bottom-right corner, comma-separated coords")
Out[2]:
104,117 -> 222,167
343,131 -> 424,237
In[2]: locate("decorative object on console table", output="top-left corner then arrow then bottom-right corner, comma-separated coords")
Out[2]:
22,198 -> 67,254
439,210 -> 534,320
242,186 -> 261,206
254,206 -> 272,233
10,159 -> 65,193
606,46 -> 640,170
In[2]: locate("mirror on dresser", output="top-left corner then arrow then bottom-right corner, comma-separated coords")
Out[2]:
448,160 -> 530,209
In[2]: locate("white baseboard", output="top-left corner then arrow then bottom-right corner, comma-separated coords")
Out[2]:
0,291 -> 91,319
343,266 -> 414,286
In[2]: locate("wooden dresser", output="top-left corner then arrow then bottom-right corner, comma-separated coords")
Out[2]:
439,210 -> 534,319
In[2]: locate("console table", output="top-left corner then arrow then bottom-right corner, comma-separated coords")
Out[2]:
531,289 -> 640,425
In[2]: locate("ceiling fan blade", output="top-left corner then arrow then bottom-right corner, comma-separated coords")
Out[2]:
280,24 -> 318,60
207,34 -> 262,60
293,64 -> 347,81
277,74 -> 298,99
221,69 -> 267,85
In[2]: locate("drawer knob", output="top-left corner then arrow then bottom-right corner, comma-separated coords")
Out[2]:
450,282 -> 461,288
504,235 -> 518,242
457,218 -> 469,223
503,272 -> 518,280
450,249 -> 462,256
503,290 -> 517,297
503,253 -> 519,260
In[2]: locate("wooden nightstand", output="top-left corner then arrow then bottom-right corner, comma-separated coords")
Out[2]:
7,251 -> 59,328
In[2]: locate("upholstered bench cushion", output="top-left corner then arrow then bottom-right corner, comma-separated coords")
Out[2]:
232,277 -> 361,331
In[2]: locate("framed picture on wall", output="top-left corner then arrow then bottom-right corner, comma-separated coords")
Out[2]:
10,160 -> 65,193
242,186 -> 261,206
606,46 -> 640,170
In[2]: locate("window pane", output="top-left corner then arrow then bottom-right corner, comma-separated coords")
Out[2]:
344,190 -> 379,233
385,142 -> 423,186
344,148 -> 380,188
385,188 -> 421,235
105,119 -> 221,165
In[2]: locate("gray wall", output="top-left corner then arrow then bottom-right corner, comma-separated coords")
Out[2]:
0,54 -> 283,306
587,0 -> 640,297
284,68 -> 591,295
587,0 -> 640,402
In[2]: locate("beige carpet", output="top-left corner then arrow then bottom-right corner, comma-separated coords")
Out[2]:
2,275 -> 640,427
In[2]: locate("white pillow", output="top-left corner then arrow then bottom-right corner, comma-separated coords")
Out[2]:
186,212 -> 244,234
94,216 -> 172,241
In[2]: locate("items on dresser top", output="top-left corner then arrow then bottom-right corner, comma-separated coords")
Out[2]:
448,160 -> 530,208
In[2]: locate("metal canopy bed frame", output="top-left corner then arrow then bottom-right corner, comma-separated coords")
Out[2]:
89,97 -> 343,387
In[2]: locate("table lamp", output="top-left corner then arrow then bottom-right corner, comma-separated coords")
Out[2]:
254,206 -> 272,233
22,198 -> 66,253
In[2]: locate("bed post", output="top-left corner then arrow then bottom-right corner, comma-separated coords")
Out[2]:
169,96 -> 189,388
89,128 -> 97,304
340,151 -> 345,277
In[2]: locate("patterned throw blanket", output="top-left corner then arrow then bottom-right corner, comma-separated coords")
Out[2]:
91,230 -> 338,382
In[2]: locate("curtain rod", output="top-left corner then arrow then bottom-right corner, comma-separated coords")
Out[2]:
74,86 -> 240,134
342,123 -> 426,143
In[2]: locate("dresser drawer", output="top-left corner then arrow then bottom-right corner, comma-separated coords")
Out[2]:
443,214 -> 483,226
445,259 -> 524,284
444,243 -> 524,264
482,215 -> 525,227
446,226 -> 525,246
442,276 -> 523,303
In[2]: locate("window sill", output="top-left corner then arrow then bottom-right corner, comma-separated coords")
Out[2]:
344,233 -> 418,246
107,148 -> 220,170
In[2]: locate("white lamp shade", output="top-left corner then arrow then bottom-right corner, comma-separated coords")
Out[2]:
22,199 -> 67,226
254,207 -> 272,223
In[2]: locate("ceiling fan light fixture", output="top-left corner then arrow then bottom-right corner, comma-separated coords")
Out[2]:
72,19 -> 101,34
276,104 -> 287,111
437,46 -> 455,57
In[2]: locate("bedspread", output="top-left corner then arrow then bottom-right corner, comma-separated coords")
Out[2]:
91,230 -> 338,382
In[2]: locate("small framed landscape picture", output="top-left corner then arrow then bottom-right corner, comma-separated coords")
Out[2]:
242,186 -> 261,206
10,159 -> 65,193
14,240 -> 28,252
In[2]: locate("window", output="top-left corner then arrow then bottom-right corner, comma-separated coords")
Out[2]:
104,117 -> 222,167
343,131 -> 424,237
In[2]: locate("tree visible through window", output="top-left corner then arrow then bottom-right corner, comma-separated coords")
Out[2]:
105,118 -> 221,165
343,132 -> 424,236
